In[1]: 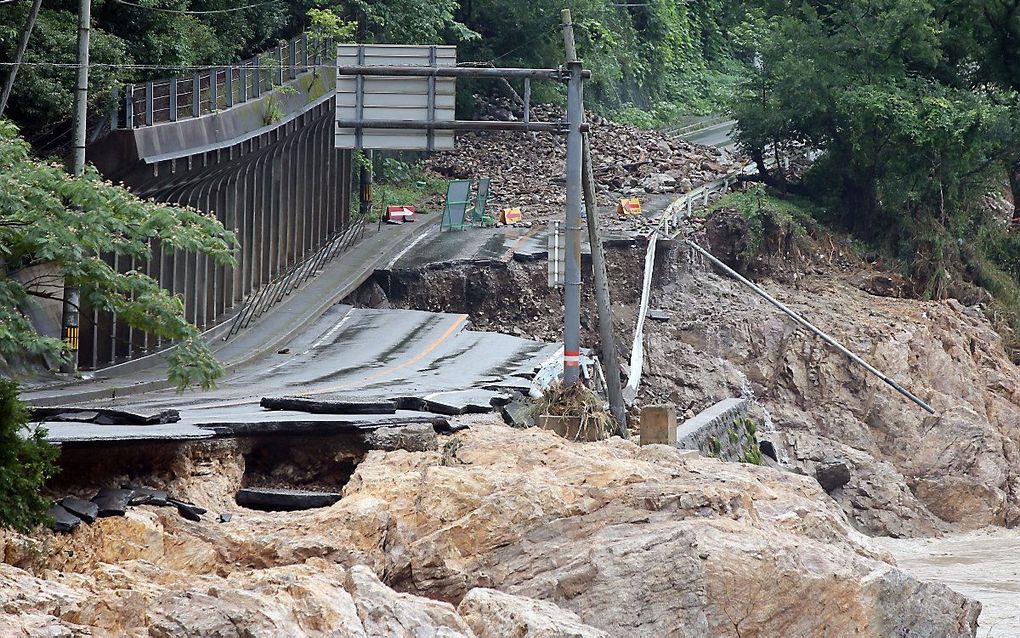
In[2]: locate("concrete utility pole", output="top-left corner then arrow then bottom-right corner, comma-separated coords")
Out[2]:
561,9 -> 628,435
562,59 -> 583,386
60,0 -> 90,373
0,0 -> 44,119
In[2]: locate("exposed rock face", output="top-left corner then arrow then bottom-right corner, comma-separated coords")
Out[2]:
1,422 -> 980,636
635,230 -> 1020,537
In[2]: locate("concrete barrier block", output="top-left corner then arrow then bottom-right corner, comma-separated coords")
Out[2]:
639,404 -> 677,446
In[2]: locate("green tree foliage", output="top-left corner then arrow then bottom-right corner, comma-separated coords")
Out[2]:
0,120 -> 237,388
733,1 -> 1012,267
0,378 -> 58,533
453,0 -> 745,114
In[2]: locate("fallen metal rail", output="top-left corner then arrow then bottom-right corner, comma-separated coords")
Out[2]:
223,216 -> 367,341
687,239 -> 936,415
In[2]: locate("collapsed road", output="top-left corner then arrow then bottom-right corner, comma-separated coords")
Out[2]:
37,303 -> 560,445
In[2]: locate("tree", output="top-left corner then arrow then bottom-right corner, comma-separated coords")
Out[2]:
0,119 -> 236,388
732,0 -> 1007,243
0,378 -> 58,533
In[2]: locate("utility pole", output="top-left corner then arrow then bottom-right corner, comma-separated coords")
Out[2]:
60,0 -> 90,374
561,9 -> 628,435
563,59 -> 583,386
0,0 -> 44,119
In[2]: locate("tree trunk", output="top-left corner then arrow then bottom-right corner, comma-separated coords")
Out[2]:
1009,160 -> 1020,226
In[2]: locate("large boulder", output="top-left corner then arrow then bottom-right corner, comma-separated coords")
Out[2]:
0,422 -> 982,637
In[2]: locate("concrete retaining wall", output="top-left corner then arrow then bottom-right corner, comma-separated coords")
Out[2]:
677,398 -> 759,463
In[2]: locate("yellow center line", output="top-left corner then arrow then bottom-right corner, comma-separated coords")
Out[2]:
298,313 -> 469,397
501,225 -> 540,262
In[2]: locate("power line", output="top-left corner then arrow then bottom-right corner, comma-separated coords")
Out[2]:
0,61 -> 335,71
111,0 -> 280,14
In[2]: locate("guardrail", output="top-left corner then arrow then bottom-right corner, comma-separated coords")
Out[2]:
223,215 -> 367,340
664,115 -> 731,136
109,32 -> 333,131
655,159 -> 773,235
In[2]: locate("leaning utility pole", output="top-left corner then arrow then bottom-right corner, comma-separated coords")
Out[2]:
60,0 -> 90,374
0,0 -> 44,119
561,9 -> 628,435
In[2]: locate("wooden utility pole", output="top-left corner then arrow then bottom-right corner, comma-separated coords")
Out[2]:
0,0 -> 43,119
561,9 -> 629,437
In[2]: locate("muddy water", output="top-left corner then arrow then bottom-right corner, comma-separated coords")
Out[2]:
879,529 -> 1020,637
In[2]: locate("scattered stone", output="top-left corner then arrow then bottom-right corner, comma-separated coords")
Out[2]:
458,588 -> 608,638
218,512 -> 232,523
425,98 -> 740,226
815,460 -> 852,493
46,504 -> 81,533
647,309 -> 671,322
365,423 -> 439,452
235,488 -> 342,512
128,487 -> 169,507
91,488 -> 134,517
59,496 -> 98,523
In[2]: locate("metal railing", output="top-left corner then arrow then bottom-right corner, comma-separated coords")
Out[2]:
110,32 -> 333,130
223,215 -> 367,340
656,156 -> 781,235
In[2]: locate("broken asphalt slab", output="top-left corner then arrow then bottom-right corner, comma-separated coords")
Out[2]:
91,488 -> 134,517
420,389 -> 511,416
235,487 -> 342,512
259,396 -> 398,414
59,496 -> 99,523
47,504 -> 82,533
30,407 -> 181,425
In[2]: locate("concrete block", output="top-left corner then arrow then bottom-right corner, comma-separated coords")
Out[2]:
639,404 -> 677,446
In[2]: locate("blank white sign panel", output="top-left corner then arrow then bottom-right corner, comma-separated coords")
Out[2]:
335,44 -> 456,150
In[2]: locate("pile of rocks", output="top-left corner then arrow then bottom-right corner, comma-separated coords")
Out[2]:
425,98 -> 741,221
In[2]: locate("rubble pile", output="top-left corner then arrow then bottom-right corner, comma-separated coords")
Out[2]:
425,98 -> 741,221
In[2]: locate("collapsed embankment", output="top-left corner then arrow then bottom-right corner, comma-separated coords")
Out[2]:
367,212 -> 1020,540
4,202 -> 1018,635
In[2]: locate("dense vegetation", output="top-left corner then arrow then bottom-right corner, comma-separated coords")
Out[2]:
731,0 -> 1020,353
0,0 -> 746,141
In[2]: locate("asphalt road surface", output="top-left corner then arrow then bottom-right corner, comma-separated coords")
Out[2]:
683,119 -> 738,149
42,304 -> 560,443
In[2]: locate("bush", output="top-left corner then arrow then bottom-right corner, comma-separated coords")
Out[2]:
0,379 -> 58,532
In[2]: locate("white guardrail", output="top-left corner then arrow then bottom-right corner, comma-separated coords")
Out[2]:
625,156 -> 779,404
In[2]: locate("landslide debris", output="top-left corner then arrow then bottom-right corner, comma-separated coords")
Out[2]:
424,98 -> 741,222
0,421 -> 980,637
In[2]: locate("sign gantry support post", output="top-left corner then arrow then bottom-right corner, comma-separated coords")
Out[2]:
334,48 -> 589,387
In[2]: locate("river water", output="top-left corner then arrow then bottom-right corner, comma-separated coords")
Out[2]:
879,529 -> 1020,637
